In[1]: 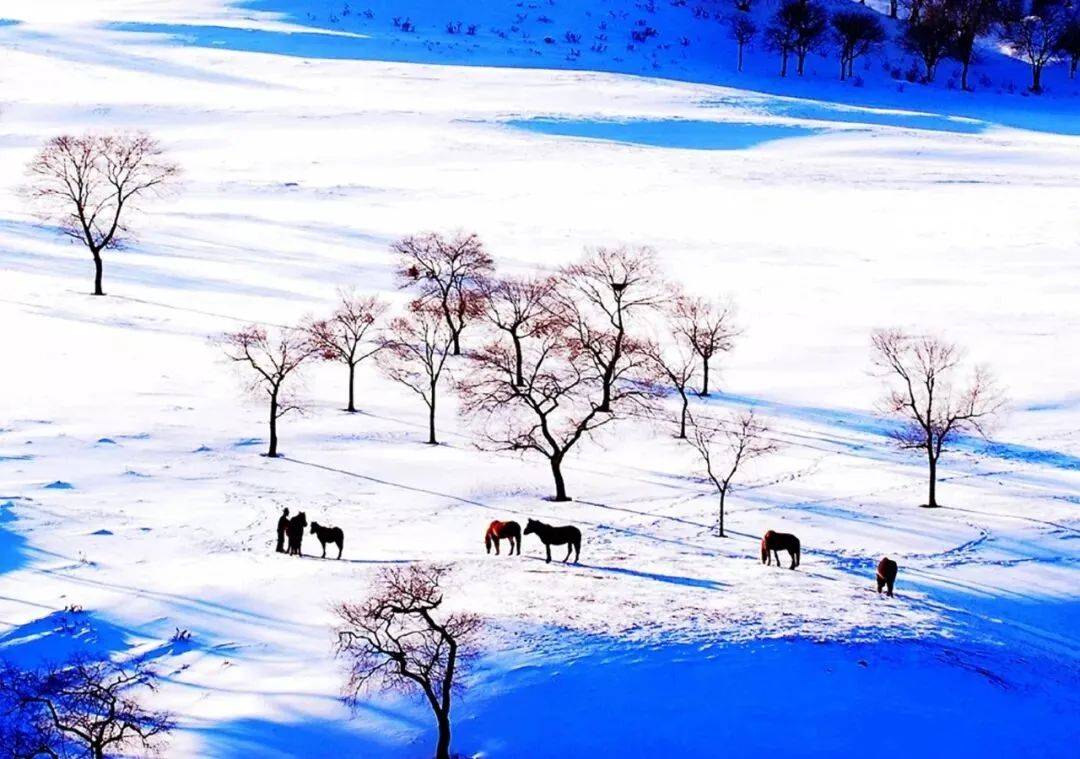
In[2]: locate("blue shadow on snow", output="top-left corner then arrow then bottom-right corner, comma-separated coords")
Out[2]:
502,117 -> 822,150
197,632 -> 1080,758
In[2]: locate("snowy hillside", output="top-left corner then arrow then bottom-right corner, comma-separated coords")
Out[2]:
1,0 -> 1078,756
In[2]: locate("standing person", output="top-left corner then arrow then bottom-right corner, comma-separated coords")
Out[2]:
276,507 -> 290,553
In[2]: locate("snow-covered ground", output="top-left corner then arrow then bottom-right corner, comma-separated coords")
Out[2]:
1,1 -> 1078,756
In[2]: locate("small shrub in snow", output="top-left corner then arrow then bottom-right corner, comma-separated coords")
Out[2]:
632,26 -> 660,42
565,30 -> 582,43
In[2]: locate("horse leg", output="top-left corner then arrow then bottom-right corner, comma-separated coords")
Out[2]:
494,537 -> 500,556
789,551 -> 796,570
564,544 -> 572,563
321,541 -> 327,559
887,579 -> 894,597
545,543 -> 551,564
574,540 -> 580,564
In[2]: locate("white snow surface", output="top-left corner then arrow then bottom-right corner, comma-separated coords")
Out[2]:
0,1 -> 1078,756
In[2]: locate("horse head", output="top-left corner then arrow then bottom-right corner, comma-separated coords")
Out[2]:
523,519 -> 539,535
310,521 -> 320,535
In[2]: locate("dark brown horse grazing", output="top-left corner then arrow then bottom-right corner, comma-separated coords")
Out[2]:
310,522 -> 345,559
876,556 -> 898,596
484,520 -> 521,556
524,518 -> 581,564
761,530 -> 800,569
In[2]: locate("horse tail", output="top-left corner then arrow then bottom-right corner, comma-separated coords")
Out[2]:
760,535 -> 769,564
484,529 -> 492,553
794,538 -> 801,567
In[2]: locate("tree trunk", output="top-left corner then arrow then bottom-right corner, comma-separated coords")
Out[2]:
347,363 -> 357,412
797,51 -> 806,76
1070,56 -> 1077,79
450,330 -> 461,356
961,58 -> 971,91
840,55 -> 847,80
737,43 -> 744,72
92,249 -> 104,296
1032,64 -> 1043,93
718,488 -> 727,537
780,50 -> 789,77
926,452 -> 938,507
268,394 -> 279,457
512,334 -> 524,387
550,454 -> 570,501
427,385 -> 438,445
699,358 -> 710,397
93,741 -> 105,759
434,712 -> 452,759
889,0 -> 897,18
678,390 -> 688,439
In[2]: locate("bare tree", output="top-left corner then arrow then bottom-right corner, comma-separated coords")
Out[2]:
305,289 -> 388,413
221,324 -> 316,457
831,9 -> 887,80
947,0 -> 1005,90
0,656 -> 173,759
24,132 -> 179,296
459,316 -> 657,502
672,295 -> 738,397
1005,10 -> 1065,92
378,305 -> 455,445
478,275 -> 555,387
394,231 -> 494,356
1059,12 -> 1080,78
871,329 -> 1005,508
644,334 -> 699,439
553,246 -> 664,413
727,14 -> 758,72
901,3 -> 956,82
334,564 -> 481,759
767,0 -> 830,77
687,411 -> 778,537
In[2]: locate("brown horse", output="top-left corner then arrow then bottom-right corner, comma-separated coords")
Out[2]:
484,520 -> 521,556
761,530 -> 800,569
876,556 -> 898,596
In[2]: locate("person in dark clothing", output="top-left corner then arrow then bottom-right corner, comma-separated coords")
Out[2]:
276,508 -> 290,553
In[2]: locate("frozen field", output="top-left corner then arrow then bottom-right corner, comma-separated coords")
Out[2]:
0,1 -> 1078,756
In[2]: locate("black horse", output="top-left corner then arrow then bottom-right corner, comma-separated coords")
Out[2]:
761,530 -> 800,569
286,512 -> 308,556
523,518 -> 581,564
310,522 -> 345,559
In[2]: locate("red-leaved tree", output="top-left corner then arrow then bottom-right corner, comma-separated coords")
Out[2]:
394,231 -> 494,356
672,294 -> 739,397
25,132 -> 179,296
305,289 -> 388,413
552,246 -> 665,413
377,305 -> 455,445
478,275 -> 555,387
221,325 -> 316,457
334,564 -> 480,759
460,297 -> 658,502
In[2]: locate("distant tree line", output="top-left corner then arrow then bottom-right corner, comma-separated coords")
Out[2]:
725,0 -> 1080,92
